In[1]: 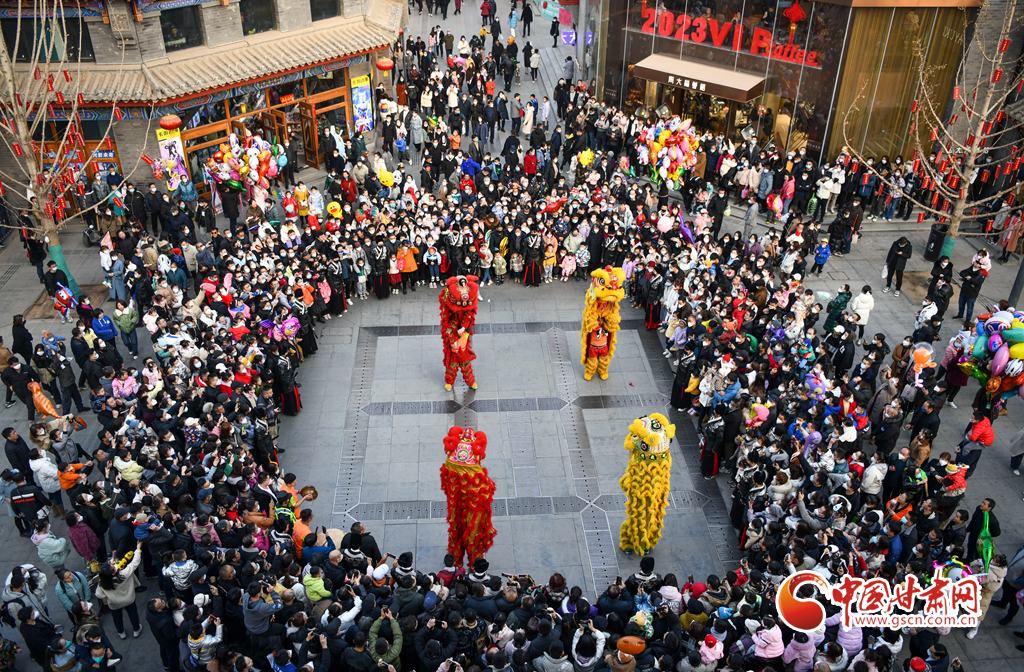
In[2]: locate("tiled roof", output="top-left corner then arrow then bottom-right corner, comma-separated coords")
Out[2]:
28,14 -> 397,104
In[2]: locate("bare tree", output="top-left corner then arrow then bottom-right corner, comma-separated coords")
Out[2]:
841,2 -> 1024,257
0,0 -> 153,296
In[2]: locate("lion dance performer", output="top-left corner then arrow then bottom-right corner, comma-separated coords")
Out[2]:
580,267 -> 626,380
440,275 -> 479,390
619,413 -> 676,555
440,426 -> 496,565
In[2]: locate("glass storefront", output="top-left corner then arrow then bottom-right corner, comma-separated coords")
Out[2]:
160,6 -> 203,52
605,0 -> 966,161
830,6 -> 963,158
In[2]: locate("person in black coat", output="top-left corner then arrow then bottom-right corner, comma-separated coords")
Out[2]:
216,183 -> 242,228
147,598 -> 182,672
11,315 -> 33,364
965,499 -> 1000,562
1,358 -> 39,420
954,261 -> 987,321
3,428 -> 34,489
884,236 -> 912,295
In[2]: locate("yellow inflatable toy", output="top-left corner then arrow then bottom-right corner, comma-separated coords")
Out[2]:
379,169 -> 395,187
619,413 -> 675,554
580,266 -> 626,380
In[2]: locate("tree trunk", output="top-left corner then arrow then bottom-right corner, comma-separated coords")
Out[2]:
41,216 -> 83,298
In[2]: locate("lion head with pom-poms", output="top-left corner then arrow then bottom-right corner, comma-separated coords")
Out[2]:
580,266 -> 626,364
440,426 -> 497,565
619,413 -> 676,554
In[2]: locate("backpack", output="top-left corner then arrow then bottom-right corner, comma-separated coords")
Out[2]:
0,597 -> 24,628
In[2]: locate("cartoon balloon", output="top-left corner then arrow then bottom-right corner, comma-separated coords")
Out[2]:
1003,327 -> 1024,344
379,169 -> 395,187
993,342 -> 1011,376
327,201 -> 342,217
1011,342 -> 1024,360
989,333 -> 1005,353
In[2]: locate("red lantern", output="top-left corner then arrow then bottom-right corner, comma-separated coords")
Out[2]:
159,114 -> 182,130
917,213 -> 925,223
376,57 -> 395,71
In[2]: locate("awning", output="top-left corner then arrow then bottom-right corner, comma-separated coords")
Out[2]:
633,54 -> 765,102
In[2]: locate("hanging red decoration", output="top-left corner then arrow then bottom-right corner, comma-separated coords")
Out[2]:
15,93 -> 21,106
981,169 -> 990,182
995,166 -> 1002,179
850,159 -> 859,173
949,175 -> 959,189
1009,194 -> 1017,206
913,158 -> 921,172
911,100 -> 918,112
986,219 -> 994,232
908,122 -> 916,136
76,183 -> 85,196
46,75 -> 54,92
930,192 -> 939,207
939,159 -> 949,173
930,128 -> 938,140
949,114 -> 958,125
159,114 -> 182,130
954,86 -> 960,99
113,107 -> 123,120
917,213 -> 925,223
983,121 -> 993,134
993,69 -> 1003,83
104,137 -> 112,149
0,177 -> 5,197
12,143 -> 22,156
57,196 -> 67,209
996,110 -> 1006,122
33,67 -> 41,80
141,154 -> 154,165
375,57 -> 395,71
55,91 -> 64,104
967,133 -> 975,145
1000,38 -> 1010,51
62,69 -> 71,82
1016,157 -> 1023,171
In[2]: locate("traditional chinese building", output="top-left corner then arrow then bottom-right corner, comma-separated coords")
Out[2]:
1,0 -> 403,201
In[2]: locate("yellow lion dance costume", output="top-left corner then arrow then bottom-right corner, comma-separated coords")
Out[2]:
580,266 -> 626,381
619,413 -> 675,555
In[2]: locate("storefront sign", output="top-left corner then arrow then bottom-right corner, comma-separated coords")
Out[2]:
638,13 -> 820,68
156,127 -> 189,191
350,75 -> 374,133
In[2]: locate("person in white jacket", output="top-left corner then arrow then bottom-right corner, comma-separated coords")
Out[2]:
826,163 -> 845,215
848,285 -> 874,342
28,449 -> 65,518
860,451 -> 887,496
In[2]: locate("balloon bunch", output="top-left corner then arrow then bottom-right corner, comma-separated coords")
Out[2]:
636,116 -> 699,188
766,193 -> 785,218
957,310 -> 1024,407
205,133 -> 288,192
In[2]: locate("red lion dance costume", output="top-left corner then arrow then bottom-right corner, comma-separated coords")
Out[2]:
440,275 -> 479,390
440,426 -> 496,565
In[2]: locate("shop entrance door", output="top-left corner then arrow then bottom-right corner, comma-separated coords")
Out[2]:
259,109 -> 288,145
298,102 -> 320,169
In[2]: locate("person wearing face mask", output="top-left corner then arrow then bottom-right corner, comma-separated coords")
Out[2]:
882,236 -> 912,297
1,356 -> 40,420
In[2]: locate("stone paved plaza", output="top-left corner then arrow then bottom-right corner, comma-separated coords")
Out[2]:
2,210 -> 1024,671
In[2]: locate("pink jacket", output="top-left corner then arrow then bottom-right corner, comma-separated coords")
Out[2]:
754,625 -> 784,659
782,638 -> 816,672
699,639 -> 723,665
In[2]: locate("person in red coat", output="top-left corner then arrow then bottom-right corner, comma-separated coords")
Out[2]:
524,148 -> 537,175
957,410 -> 994,478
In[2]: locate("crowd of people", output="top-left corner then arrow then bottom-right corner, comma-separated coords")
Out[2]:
0,14 -> 1022,672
